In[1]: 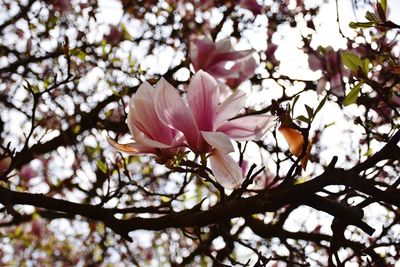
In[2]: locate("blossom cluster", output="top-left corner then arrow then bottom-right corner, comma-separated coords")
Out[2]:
109,70 -> 276,189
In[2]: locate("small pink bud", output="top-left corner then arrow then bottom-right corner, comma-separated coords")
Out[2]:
31,219 -> 44,238
239,0 -> 263,16
20,165 -> 37,181
105,26 -> 122,46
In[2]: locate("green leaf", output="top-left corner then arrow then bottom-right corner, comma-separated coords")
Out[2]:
314,95 -> 328,116
363,147 -> 373,157
292,95 -> 300,109
349,21 -> 375,29
365,11 -> 378,22
77,50 -> 86,61
381,0 -> 387,13
341,51 -> 363,72
291,95 -> 300,118
73,125 -> 81,134
305,105 -> 313,119
296,115 -> 310,124
376,2 -> 386,21
362,58 -> 370,75
111,89 -> 121,96
324,122 -> 336,128
97,160 -> 107,174
343,81 -> 364,106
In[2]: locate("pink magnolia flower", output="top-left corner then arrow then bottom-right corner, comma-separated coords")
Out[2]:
226,55 -> 258,88
308,47 -> 350,96
20,165 -> 37,181
239,0 -> 263,16
31,219 -> 45,238
105,26 -> 122,46
154,70 -> 276,189
189,37 -> 257,87
108,81 -> 184,163
52,0 -> 72,13
265,43 -> 278,64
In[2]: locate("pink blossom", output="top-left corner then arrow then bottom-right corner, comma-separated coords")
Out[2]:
20,165 -> 37,181
239,0 -> 263,16
155,70 -> 276,189
265,43 -> 278,64
308,47 -> 350,96
30,219 -> 45,238
209,149 -> 244,189
108,81 -> 184,163
189,37 -> 257,87
52,0 -> 72,13
226,55 -> 258,88
105,26 -> 122,46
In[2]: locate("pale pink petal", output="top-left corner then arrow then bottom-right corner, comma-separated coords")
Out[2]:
316,78 -> 327,95
308,54 -> 322,71
214,90 -> 246,129
226,55 -> 257,88
208,50 -> 255,80
265,43 -> 278,62
107,138 -> 156,154
154,78 -> 200,149
201,131 -> 234,153
207,62 -> 240,79
215,38 -> 234,53
209,149 -> 244,190
130,123 -> 173,148
187,70 -> 219,132
128,82 -> 174,145
217,115 -> 276,141
234,55 -> 257,78
329,74 -> 344,96
190,38 -> 216,70
171,131 -> 186,148
212,50 -> 254,62
239,0 -> 263,15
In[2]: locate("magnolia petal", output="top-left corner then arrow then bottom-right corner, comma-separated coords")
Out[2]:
107,138 -> 155,154
187,70 -> 219,132
129,121 -> 173,149
201,131 -> 234,153
316,78 -> 327,95
213,50 -> 254,62
207,62 -> 240,79
226,55 -> 257,88
209,149 -> 244,190
329,74 -> 344,97
129,82 -> 174,144
239,0 -> 263,15
215,38 -> 234,53
190,38 -> 216,70
218,115 -> 276,141
215,90 -> 246,129
308,54 -> 322,71
154,78 -> 200,149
